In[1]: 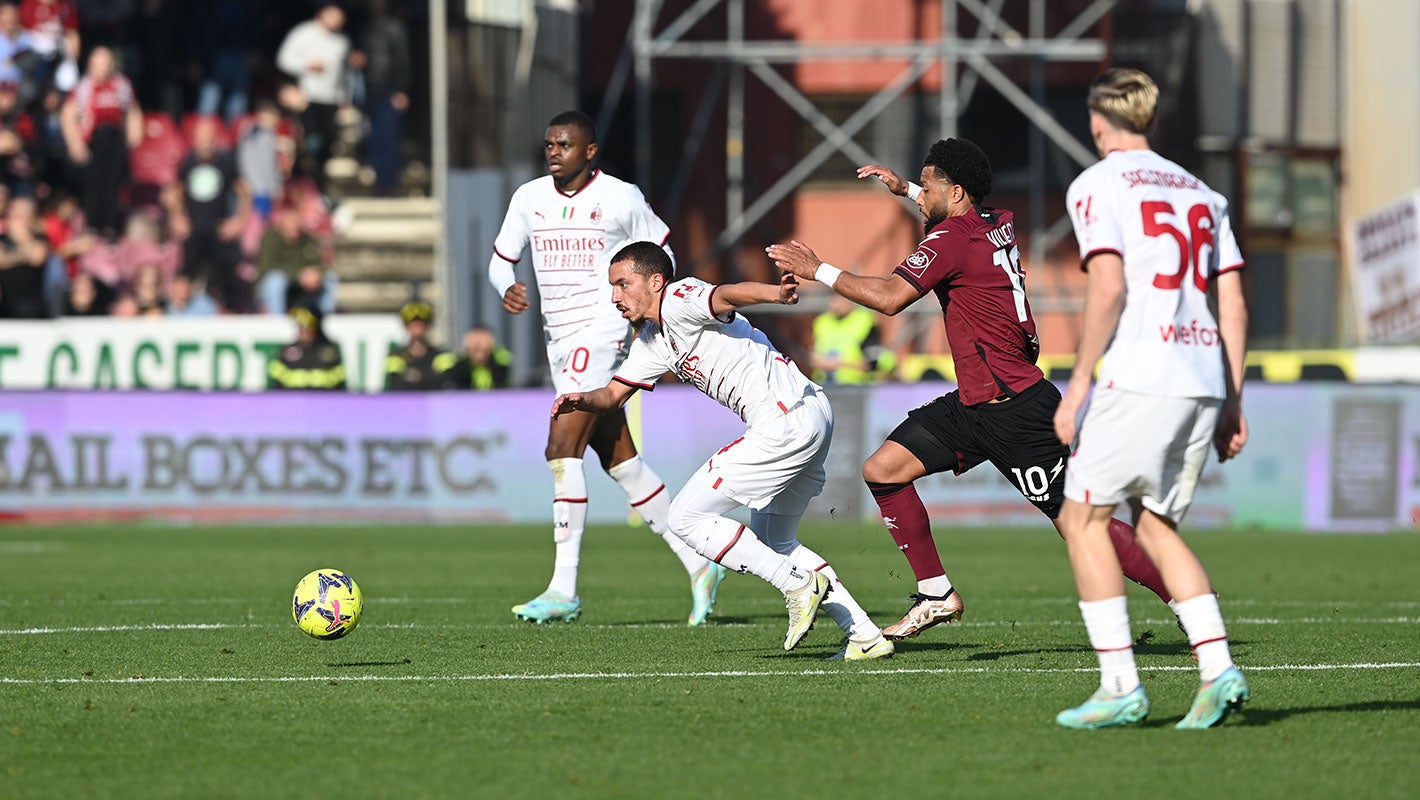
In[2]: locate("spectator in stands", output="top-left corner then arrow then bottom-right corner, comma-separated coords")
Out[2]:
165,272 -> 216,317
0,3 -> 35,92
62,268 -> 111,315
130,261 -> 164,316
386,300 -> 455,391
810,293 -> 896,384
17,0 -> 77,92
441,326 -> 513,390
0,78 -> 40,194
256,202 -> 329,314
276,2 -> 350,196
166,116 -> 249,310
60,45 -> 141,238
0,194 -> 50,317
80,207 -> 178,291
237,99 -> 283,221
41,192 -> 87,277
358,0 -> 410,196
192,0 -> 255,122
268,305 -> 346,390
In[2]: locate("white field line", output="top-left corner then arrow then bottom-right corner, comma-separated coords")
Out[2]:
3,662 -> 1420,686
3,616 -> 1420,636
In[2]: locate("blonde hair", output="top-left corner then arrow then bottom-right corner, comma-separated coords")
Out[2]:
1087,68 -> 1159,135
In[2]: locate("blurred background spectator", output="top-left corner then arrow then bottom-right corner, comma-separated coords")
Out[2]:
357,0 -> 407,197
166,115 -> 249,310
441,326 -> 512,390
60,45 -> 141,238
165,272 -> 215,317
0,194 -> 50,317
811,294 -> 897,385
277,2 -> 348,199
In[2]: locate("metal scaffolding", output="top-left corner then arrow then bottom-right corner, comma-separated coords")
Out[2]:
612,0 -> 1117,285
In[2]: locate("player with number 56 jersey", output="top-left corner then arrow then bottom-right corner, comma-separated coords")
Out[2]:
1065,139 -> 1244,399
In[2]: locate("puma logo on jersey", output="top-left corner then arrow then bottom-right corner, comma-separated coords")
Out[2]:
883,516 -> 899,530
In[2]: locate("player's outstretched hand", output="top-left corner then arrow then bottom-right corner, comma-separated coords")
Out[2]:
1214,398 -> 1248,462
765,240 -> 821,282
503,282 -> 530,314
857,164 -> 908,196
777,272 -> 800,305
551,393 -> 583,419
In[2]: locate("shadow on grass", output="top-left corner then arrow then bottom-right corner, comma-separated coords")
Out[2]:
1233,697 -> 1420,727
327,660 -> 414,668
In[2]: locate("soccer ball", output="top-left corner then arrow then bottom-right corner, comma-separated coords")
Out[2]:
292,568 -> 364,640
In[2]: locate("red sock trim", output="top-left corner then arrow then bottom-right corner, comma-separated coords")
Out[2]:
553,497 -> 588,503
812,562 -> 828,572
712,524 -> 745,564
1093,645 -> 1134,653
1190,636 -> 1227,649
629,484 -> 665,507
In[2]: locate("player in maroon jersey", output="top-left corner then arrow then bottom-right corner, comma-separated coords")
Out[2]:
768,138 -> 1174,641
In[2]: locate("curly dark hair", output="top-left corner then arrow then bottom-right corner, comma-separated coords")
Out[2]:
923,138 -> 992,203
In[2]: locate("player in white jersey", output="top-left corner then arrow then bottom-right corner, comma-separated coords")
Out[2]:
1052,69 -> 1251,730
552,241 -> 892,660
488,111 -> 724,626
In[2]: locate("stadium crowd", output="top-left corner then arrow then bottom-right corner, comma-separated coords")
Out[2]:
0,0 -> 412,320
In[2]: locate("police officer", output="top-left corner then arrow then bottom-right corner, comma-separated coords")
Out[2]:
386,301 -> 457,391
267,305 -> 347,390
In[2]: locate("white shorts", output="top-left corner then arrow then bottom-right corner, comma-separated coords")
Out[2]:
689,391 -> 833,514
547,326 -> 632,394
1064,386 -> 1220,523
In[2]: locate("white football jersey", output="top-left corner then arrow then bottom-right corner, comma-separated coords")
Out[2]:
1067,150 -> 1244,398
613,278 -> 820,428
492,170 -> 671,343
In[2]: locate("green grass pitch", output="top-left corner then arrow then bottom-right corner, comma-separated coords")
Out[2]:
2,522 -> 1418,799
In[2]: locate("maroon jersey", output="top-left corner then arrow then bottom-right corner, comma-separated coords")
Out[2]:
894,207 -> 1043,406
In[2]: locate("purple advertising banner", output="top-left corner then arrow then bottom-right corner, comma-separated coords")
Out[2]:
1,384 -> 1416,530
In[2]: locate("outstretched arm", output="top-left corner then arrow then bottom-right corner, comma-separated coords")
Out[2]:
551,380 -> 638,419
709,272 -> 799,316
765,240 -> 919,316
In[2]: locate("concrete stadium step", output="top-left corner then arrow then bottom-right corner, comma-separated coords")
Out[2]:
336,280 -> 442,314
332,196 -> 440,314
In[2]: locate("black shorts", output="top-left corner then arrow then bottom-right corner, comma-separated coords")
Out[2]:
886,378 -> 1068,519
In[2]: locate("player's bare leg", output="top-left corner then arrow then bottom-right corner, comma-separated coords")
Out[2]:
511,407 -> 601,623
862,441 -> 963,639
591,410 -> 722,625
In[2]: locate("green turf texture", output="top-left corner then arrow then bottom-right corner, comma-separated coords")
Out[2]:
2,522 -> 1417,799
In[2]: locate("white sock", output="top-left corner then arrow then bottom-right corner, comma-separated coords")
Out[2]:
689,516 -> 808,593
547,457 -> 587,599
1079,596 -> 1139,695
609,456 -> 705,576
918,575 -> 953,597
1174,593 -> 1234,682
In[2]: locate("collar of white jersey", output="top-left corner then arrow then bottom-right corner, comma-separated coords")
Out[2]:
553,168 -> 600,199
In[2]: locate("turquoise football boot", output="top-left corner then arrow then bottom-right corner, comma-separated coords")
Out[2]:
512,590 -> 582,623
1176,667 -> 1249,729
1056,686 -> 1150,730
